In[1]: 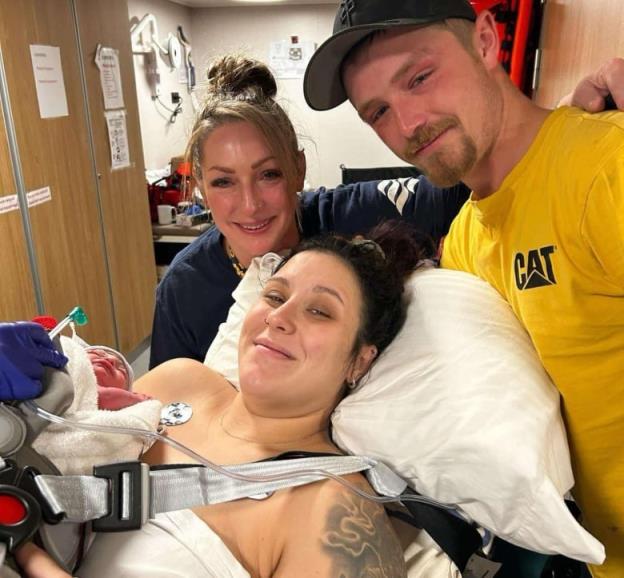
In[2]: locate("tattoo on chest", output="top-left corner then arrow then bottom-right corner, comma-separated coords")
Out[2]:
321,493 -> 406,577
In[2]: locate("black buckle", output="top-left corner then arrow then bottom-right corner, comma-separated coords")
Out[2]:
0,460 -> 42,552
92,461 -> 149,532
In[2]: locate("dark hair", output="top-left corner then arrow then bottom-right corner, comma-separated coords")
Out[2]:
277,220 -> 435,357
206,56 -> 277,98
186,55 -> 302,192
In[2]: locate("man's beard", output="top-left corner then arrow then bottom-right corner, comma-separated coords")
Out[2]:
403,117 -> 477,187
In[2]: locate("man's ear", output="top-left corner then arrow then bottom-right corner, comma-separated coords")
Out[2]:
474,10 -> 500,70
347,344 -> 378,383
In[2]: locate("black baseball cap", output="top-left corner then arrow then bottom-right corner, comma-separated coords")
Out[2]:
304,0 -> 476,111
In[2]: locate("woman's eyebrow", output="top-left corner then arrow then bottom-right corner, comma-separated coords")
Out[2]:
269,276 -> 289,287
269,276 -> 344,304
251,155 -> 277,169
312,286 -> 344,304
206,165 -> 234,173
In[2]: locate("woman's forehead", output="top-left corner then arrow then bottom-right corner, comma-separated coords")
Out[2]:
275,251 -> 361,298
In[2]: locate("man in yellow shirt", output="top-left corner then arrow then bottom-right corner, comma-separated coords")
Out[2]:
304,1 -> 623,576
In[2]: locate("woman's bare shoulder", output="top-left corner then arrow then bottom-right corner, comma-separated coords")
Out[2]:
273,474 -> 407,577
133,358 -> 234,405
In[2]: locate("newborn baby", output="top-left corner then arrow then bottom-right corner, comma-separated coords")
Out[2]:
84,345 -> 150,410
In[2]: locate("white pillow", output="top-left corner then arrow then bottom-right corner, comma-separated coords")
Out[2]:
204,253 -> 281,386
205,259 -> 605,564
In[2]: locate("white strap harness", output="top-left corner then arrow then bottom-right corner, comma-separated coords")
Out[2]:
34,456 -> 409,530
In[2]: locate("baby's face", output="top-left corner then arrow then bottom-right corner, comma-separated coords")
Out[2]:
87,348 -> 129,389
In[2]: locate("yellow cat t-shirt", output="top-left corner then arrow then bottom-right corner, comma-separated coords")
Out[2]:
442,107 -> 624,577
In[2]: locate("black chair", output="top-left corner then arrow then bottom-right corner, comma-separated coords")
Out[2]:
340,164 -> 421,185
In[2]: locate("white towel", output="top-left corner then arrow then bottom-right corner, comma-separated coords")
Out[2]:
33,336 -> 162,475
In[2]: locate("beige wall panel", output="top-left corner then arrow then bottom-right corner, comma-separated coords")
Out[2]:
188,3 -> 410,188
0,107 -> 38,320
0,0 -> 115,345
535,0 -> 624,108
76,0 -> 157,354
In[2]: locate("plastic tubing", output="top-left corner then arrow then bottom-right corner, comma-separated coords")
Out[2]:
48,317 -> 73,340
48,307 -> 88,340
22,400 -> 463,516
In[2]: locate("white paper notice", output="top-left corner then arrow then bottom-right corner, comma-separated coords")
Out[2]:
27,187 -> 52,208
95,45 -> 125,110
105,110 -> 131,170
269,40 -> 316,79
29,45 -> 69,119
0,194 -> 19,215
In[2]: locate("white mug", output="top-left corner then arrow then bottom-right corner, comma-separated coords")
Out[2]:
157,204 -> 176,225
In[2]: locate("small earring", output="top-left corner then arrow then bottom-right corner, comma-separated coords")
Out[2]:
264,317 -> 269,325
348,378 -> 357,390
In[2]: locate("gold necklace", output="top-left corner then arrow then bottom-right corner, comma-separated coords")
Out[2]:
225,243 -> 247,279
219,411 -> 326,446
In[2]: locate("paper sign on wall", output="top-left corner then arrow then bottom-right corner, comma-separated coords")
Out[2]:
29,45 -> 69,119
105,109 -> 131,170
0,194 -> 19,215
269,39 -> 316,79
27,186 -> 52,208
95,45 -> 125,110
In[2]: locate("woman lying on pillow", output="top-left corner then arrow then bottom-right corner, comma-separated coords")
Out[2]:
14,222 -> 432,578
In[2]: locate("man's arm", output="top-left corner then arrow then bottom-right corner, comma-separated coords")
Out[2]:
304,179 -> 470,243
559,57 -> 624,112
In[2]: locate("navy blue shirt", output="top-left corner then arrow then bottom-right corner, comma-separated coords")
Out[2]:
149,178 -> 469,368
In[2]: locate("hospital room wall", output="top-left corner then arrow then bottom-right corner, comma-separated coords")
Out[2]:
128,0 -> 197,171
0,109 -> 38,320
534,0 -> 624,108
127,0 -> 408,188
189,4 -> 409,189
0,0 -> 157,354
75,0 -> 158,353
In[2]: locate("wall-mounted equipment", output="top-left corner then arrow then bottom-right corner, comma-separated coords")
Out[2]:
130,13 -> 182,98
177,26 -> 196,94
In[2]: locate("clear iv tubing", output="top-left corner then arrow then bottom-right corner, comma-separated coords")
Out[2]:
22,400 -> 463,516
48,318 -> 72,340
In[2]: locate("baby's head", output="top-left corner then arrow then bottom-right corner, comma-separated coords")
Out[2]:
85,346 -> 134,390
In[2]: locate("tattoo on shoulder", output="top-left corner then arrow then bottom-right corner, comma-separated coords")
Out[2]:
321,492 -> 407,578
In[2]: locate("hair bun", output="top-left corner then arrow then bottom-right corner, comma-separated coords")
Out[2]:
207,55 -> 277,99
369,220 -> 436,281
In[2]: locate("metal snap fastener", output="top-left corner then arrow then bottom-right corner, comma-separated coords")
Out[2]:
160,402 -> 193,426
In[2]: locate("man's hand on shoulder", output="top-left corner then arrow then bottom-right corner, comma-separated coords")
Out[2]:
560,57 -> 624,112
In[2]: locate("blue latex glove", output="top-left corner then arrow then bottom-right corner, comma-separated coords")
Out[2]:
0,351 -> 43,400
0,322 -> 68,400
